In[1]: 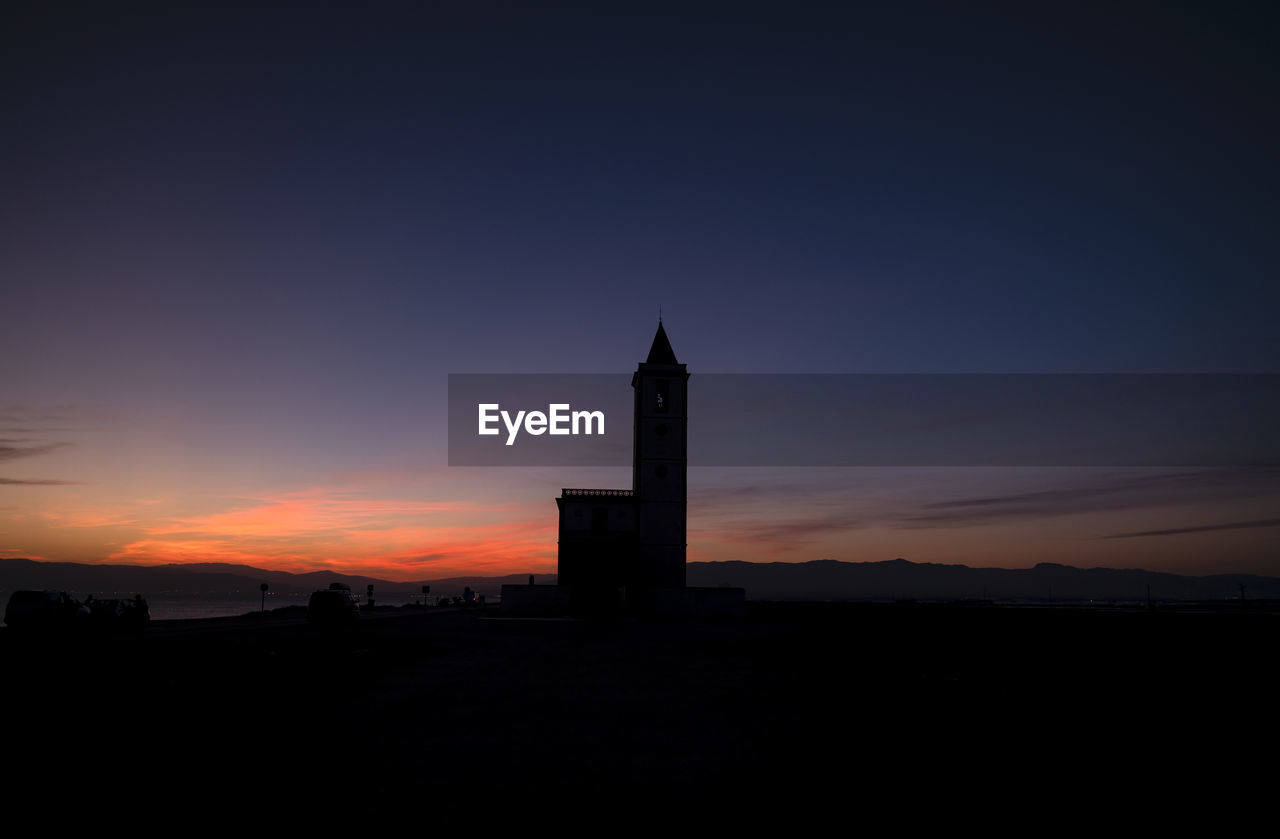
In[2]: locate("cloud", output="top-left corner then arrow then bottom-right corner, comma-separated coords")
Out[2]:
1105,518 -> 1280,539
0,441 -> 71,462
0,477 -> 79,485
105,490 -> 557,579
0,439 -> 76,486
0,404 -> 113,433
695,509 -> 865,556
680,467 -> 1280,557
896,469 -> 1280,529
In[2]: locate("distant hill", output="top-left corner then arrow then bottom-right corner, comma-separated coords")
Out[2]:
686,558 -> 1280,602
0,558 -> 552,599
1,556 -> 1277,603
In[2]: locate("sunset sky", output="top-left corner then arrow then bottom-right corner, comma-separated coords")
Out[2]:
3,3 -> 1278,580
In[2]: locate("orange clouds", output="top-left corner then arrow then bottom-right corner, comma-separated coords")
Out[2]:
104,490 -> 558,580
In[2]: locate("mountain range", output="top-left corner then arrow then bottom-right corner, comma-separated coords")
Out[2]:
2,556 -> 1276,603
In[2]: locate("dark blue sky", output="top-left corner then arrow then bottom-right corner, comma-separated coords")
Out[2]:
3,2 -> 1278,577
7,2 -> 1278,374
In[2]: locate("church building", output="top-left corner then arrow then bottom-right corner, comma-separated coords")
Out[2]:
555,321 -> 689,598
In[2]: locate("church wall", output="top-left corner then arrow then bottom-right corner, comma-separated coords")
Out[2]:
634,462 -> 685,502
634,375 -> 687,417
634,418 -> 683,459
558,500 -> 636,534
637,503 -> 684,541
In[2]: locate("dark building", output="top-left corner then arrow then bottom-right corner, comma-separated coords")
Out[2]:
556,321 -> 688,598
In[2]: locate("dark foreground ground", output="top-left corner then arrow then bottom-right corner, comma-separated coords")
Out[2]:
4,602 -> 1276,819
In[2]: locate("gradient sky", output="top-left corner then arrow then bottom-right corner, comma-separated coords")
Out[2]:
3,2 -> 1278,580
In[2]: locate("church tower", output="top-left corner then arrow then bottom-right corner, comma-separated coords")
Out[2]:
528,322 -> 740,615
630,320 -> 688,588
555,321 -> 688,602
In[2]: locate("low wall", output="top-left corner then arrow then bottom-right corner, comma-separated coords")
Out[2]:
499,584 -> 572,616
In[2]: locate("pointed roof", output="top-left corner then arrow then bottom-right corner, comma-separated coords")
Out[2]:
646,321 -> 679,364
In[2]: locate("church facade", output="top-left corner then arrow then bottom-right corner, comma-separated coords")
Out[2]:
555,321 -> 688,595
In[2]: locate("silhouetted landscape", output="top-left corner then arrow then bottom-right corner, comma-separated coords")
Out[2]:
5,556 -> 1277,606
5,588 -> 1275,818
686,557 -> 1280,602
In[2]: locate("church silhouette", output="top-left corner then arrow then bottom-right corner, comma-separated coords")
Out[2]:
501,321 -> 745,617
557,320 -> 689,596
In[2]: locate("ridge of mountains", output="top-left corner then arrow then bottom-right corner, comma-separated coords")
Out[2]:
687,558 -> 1280,601
1,556 -> 1276,602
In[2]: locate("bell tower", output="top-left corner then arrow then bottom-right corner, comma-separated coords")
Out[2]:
630,320 -> 688,588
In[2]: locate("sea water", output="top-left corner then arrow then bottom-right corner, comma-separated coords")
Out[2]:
130,593 -> 429,621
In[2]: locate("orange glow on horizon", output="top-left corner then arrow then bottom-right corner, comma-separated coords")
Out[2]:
85,490 -> 561,580
7,472 -> 1280,580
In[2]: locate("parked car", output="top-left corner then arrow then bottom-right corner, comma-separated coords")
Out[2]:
307,583 -> 360,625
4,590 -> 88,629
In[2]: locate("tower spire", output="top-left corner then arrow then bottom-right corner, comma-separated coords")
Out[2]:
646,319 -> 678,365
